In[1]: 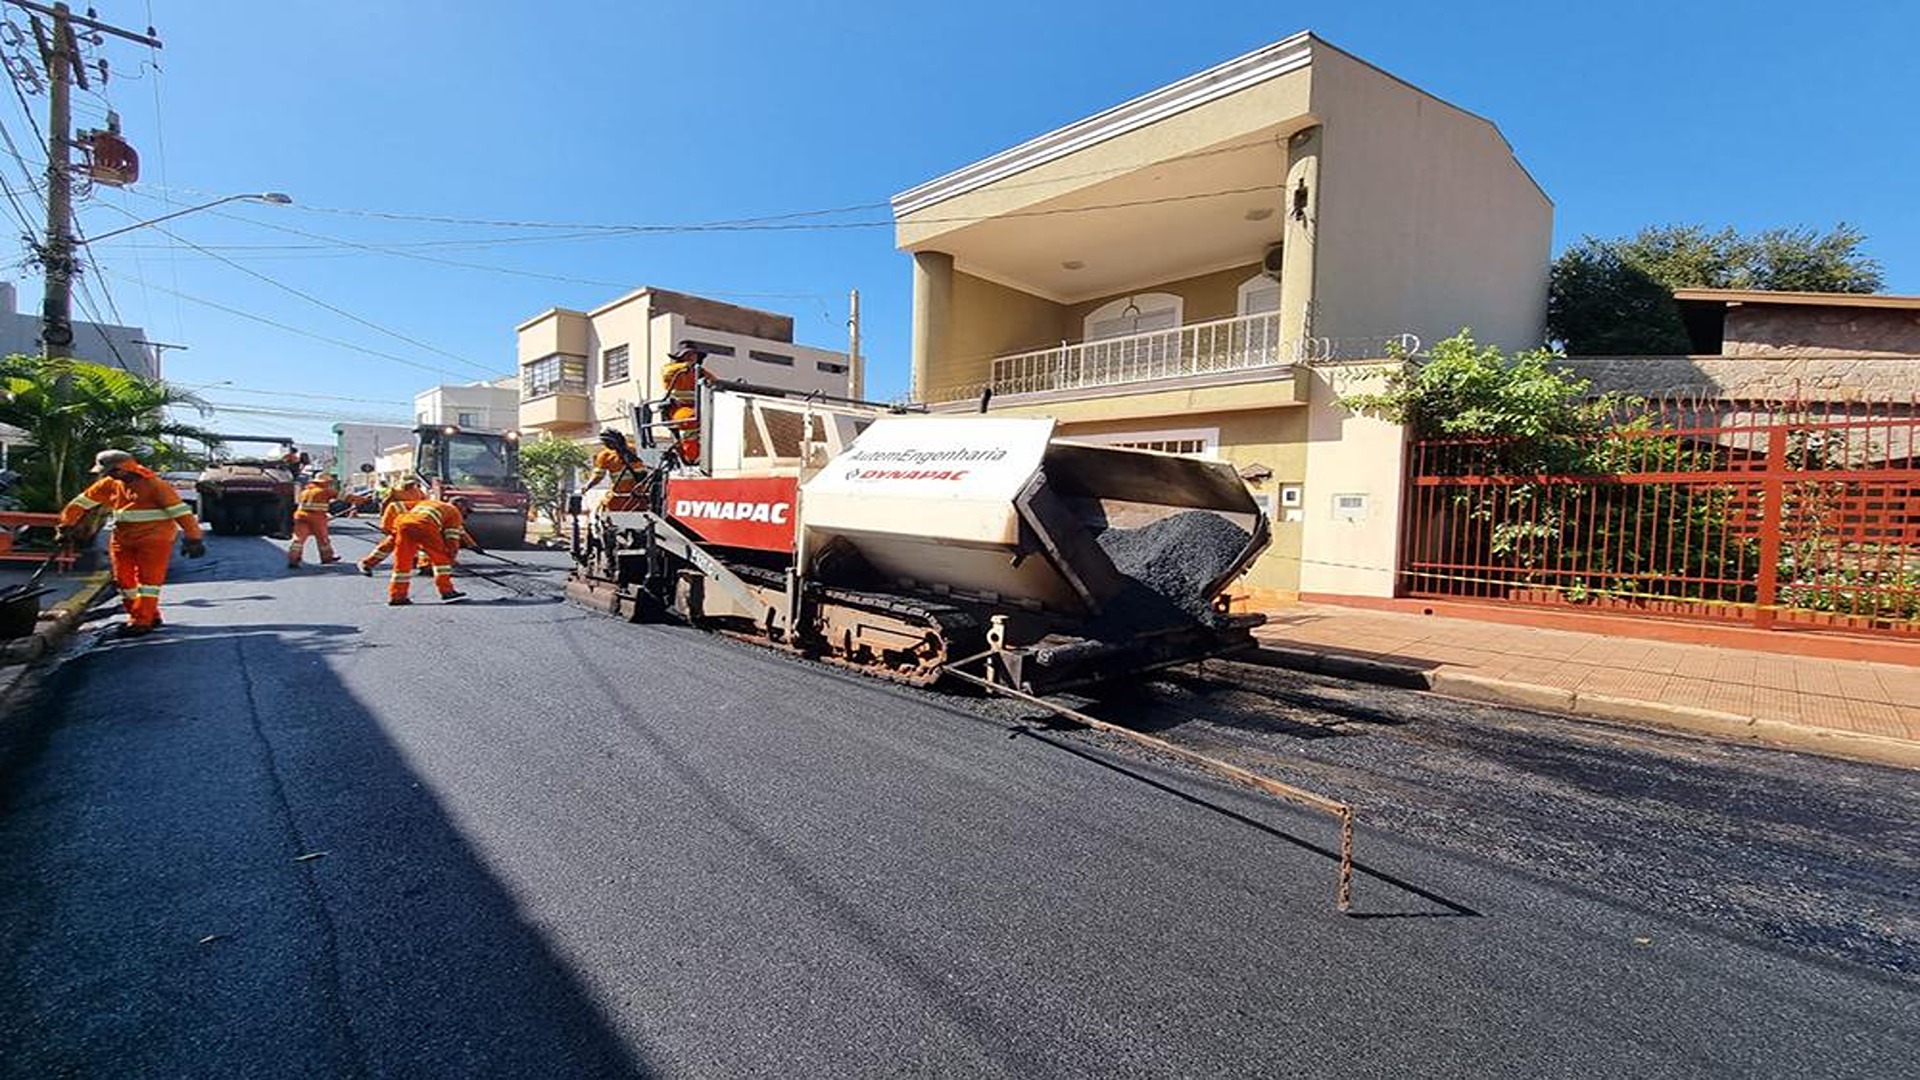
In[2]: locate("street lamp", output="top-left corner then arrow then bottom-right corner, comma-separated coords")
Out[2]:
80,191 -> 294,246
42,190 -> 292,355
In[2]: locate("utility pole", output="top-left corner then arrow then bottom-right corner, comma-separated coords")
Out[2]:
5,0 -> 161,355
847,288 -> 863,400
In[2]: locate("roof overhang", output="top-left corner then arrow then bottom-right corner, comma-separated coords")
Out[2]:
1673,288 -> 1920,311
892,31 -> 1313,217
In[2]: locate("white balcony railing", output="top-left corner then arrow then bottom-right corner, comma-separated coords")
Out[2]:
919,310 -> 1420,404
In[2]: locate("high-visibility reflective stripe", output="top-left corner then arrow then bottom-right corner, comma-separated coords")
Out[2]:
414,505 -> 445,527
442,529 -> 462,538
119,588 -> 137,600
164,503 -> 194,518
72,495 -> 102,509
431,564 -> 453,575
298,502 -> 329,512
135,586 -> 162,597
389,570 -> 410,581
115,508 -> 175,522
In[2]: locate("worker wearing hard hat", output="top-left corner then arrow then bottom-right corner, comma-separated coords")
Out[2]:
385,496 -> 475,605
583,428 -> 646,509
287,472 -> 342,569
661,340 -> 709,466
357,477 -> 428,576
54,448 -> 206,636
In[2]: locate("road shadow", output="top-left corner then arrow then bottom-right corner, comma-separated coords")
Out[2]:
0,624 -> 651,1076
1007,718 -> 1480,920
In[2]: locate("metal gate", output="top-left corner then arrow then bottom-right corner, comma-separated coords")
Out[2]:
1400,395 -> 1920,637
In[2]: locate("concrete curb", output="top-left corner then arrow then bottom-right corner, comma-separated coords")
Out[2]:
1245,643 -> 1920,772
0,568 -> 114,672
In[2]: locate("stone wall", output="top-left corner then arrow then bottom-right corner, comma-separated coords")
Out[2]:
1724,305 -> 1920,358
1564,355 -> 1920,402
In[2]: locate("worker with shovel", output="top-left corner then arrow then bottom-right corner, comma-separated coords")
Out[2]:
384,496 -> 478,606
357,477 -> 428,576
287,472 -> 342,569
54,448 -> 206,636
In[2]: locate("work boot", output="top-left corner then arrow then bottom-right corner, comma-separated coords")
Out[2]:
388,596 -> 412,606
357,562 -> 373,577
440,591 -> 469,604
320,555 -> 341,565
118,622 -> 154,638
286,561 -> 300,571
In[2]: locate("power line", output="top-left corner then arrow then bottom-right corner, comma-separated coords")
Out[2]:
215,385 -> 414,406
100,265 -> 491,381
95,200 -> 496,376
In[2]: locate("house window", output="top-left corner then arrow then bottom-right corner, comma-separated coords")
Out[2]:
684,340 -> 736,357
521,354 -> 587,399
1237,274 -> 1282,316
1074,426 -> 1219,458
816,361 -> 848,375
1084,293 -> 1183,342
602,344 -> 630,383
750,350 -> 794,367
456,412 -> 480,427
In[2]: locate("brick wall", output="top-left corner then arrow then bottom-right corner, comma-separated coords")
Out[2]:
1724,305 -> 1920,358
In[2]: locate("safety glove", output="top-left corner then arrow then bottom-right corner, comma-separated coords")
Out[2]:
181,537 -> 208,559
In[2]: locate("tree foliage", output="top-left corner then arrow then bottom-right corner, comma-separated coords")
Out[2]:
1548,223 -> 1884,355
0,354 -> 221,509
517,434 -> 591,537
1343,330 -> 1611,446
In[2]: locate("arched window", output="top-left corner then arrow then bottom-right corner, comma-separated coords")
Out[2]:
1083,292 -> 1182,341
1237,273 -> 1281,316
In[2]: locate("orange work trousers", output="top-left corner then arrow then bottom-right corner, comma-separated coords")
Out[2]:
388,521 -> 455,601
287,512 -> 335,566
668,404 -> 700,464
110,533 -> 174,628
361,533 -> 440,572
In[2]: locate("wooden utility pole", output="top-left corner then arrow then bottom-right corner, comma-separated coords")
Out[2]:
37,1 -> 73,353
847,288 -> 863,400
6,0 -> 162,354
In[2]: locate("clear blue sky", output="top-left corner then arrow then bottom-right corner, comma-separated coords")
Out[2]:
7,0 -> 1915,443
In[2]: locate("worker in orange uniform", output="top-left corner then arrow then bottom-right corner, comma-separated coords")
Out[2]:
287,472 -> 342,569
385,496 -> 476,606
54,448 -> 206,636
357,477 -> 428,576
660,340 -> 709,466
582,429 -> 644,507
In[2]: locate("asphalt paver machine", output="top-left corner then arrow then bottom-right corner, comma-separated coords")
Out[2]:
567,381 -> 1270,692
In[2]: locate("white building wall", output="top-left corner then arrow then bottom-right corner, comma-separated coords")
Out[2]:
1307,47 -> 1552,354
1298,363 -> 1404,597
415,380 -> 518,430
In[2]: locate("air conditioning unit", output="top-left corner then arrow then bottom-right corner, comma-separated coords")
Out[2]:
1261,242 -> 1285,279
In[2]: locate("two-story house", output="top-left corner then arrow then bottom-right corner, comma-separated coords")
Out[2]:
517,286 -> 853,442
892,32 -> 1551,601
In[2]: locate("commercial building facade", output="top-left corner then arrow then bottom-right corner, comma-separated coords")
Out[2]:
892,32 -> 1552,600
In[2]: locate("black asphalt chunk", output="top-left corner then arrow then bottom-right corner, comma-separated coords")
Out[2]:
1092,510 -> 1250,631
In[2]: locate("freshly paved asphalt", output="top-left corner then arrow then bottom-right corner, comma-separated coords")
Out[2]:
2,521 -> 1914,1078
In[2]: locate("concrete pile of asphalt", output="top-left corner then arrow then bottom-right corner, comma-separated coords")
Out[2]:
1090,510 -> 1251,635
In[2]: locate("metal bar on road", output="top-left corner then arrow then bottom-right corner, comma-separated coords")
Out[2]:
943,662 -> 1356,912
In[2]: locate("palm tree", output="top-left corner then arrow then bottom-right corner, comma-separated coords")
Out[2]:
0,354 -> 223,509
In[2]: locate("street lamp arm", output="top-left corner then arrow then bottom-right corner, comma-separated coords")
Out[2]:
81,192 -> 293,245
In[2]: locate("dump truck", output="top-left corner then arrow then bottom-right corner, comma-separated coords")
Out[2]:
196,435 -> 300,537
413,424 -> 530,549
567,381 -> 1269,692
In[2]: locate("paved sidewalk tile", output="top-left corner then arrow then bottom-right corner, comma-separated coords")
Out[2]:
1248,602 -> 1920,761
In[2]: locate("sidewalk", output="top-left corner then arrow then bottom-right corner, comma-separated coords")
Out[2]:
1248,602 -> 1920,770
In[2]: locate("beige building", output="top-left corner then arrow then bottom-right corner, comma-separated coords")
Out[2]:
518,286 -> 853,441
892,32 -> 1551,600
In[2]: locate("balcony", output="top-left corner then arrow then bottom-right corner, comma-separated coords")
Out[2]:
923,315 -> 1418,404
520,389 -> 590,430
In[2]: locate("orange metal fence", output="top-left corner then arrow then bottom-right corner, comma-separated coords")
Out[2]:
1400,395 -> 1920,637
